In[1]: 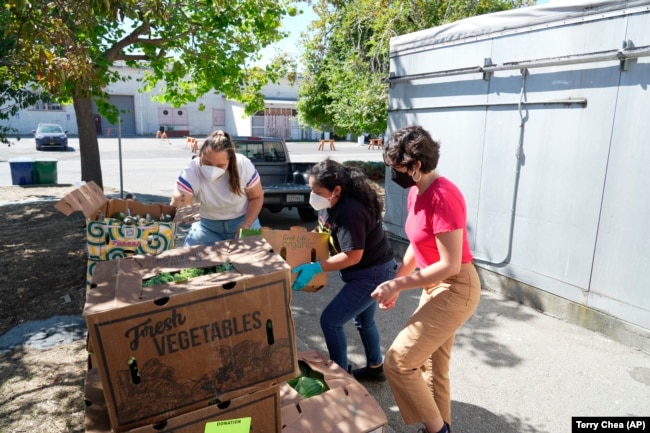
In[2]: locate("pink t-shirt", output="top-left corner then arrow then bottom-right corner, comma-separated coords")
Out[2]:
404,176 -> 473,268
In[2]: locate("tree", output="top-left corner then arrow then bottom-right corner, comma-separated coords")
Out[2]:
297,0 -> 534,137
2,0 -> 299,188
0,4 -> 44,146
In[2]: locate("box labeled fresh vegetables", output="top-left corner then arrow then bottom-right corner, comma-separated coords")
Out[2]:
85,237 -> 298,432
84,368 -> 282,433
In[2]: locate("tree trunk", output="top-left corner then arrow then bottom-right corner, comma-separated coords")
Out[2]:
73,94 -> 104,190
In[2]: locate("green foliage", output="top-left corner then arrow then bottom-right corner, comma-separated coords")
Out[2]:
0,2 -> 47,145
297,0 -> 535,136
1,0 -> 298,172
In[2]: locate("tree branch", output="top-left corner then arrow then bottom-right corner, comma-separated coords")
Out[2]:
105,22 -> 151,61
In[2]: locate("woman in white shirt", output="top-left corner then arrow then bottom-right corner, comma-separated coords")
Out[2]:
171,130 -> 263,246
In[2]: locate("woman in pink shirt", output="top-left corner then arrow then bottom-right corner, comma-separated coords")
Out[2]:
371,125 -> 480,433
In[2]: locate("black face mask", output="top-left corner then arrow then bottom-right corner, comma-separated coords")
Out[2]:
391,168 -> 416,189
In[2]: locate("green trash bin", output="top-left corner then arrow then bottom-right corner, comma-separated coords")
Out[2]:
8,158 -> 35,185
34,158 -> 58,184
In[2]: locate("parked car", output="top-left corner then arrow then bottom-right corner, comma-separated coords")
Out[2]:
33,123 -> 68,151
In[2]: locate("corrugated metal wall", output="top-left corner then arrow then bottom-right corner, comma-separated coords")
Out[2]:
386,1 -> 650,332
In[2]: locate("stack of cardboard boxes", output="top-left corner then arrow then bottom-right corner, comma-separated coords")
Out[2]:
75,213 -> 387,432
83,237 -> 300,432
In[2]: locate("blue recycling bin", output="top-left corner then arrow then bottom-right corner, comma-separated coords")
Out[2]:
9,158 -> 35,185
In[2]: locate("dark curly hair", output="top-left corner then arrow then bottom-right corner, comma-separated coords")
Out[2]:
310,158 -> 383,220
383,125 -> 440,173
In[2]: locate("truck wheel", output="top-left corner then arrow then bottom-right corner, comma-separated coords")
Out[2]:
298,207 -> 318,222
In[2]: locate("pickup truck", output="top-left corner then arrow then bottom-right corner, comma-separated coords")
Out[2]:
231,136 -> 317,222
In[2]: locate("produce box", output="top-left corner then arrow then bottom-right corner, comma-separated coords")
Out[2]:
55,181 -> 199,260
55,181 -> 199,288
280,351 -> 387,433
85,368 -> 282,433
85,237 -> 299,432
240,226 -> 329,292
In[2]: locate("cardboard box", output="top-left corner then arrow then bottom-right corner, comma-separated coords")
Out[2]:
280,351 -> 387,433
85,237 -> 299,432
55,181 -> 199,288
85,368 -> 282,433
241,227 -> 329,292
55,181 -> 199,261
85,368 -> 112,433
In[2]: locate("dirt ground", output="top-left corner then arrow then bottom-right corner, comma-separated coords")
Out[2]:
0,186 -> 90,338
0,185 -> 118,433
0,182 -> 386,433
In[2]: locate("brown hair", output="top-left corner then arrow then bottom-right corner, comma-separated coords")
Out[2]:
199,130 -> 243,195
383,124 -> 440,173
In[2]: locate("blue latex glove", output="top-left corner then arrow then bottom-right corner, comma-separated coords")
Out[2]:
292,262 -> 323,291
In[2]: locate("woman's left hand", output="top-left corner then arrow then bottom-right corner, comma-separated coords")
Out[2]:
292,262 -> 323,291
371,281 -> 400,310
236,222 -> 253,238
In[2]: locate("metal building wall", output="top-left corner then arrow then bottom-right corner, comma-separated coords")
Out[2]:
386,0 -> 650,341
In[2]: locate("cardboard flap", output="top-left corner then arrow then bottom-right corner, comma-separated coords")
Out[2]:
55,181 -> 108,217
173,203 -> 201,224
228,236 -> 290,273
86,259 -> 143,315
259,227 -> 329,292
84,369 -> 112,432
109,238 -> 291,294
280,351 -> 388,433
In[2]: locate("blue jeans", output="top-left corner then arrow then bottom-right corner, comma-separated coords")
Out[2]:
184,215 -> 262,246
320,259 -> 397,371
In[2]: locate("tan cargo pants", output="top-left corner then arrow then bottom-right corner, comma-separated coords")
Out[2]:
384,263 -> 481,426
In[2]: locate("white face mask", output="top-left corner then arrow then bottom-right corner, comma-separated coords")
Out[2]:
201,165 -> 226,182
309,191 -> 334,211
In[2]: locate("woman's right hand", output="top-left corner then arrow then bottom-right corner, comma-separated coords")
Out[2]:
171,190 -> 192,207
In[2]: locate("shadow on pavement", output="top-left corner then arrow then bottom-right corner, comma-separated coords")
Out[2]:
452,401 -> 545,433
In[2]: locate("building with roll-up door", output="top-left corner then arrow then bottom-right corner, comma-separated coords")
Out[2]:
2,64 -> 319,141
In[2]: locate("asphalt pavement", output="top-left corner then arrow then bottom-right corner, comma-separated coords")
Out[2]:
0,136 -> 383,194
1,137 -> 648,432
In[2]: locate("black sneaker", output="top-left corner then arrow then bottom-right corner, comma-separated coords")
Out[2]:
351,365 -> 386,382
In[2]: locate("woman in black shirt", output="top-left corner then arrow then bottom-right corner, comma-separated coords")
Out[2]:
292,158 -> 396,381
